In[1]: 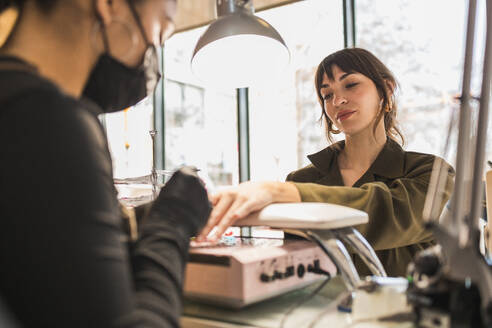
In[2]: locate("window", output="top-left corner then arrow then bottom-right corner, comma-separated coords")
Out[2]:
164,27 -> 239,189
105,0 -> 489,185
103,97 -> 154,179
248,0 -> 344,181
356,0 -> 489,164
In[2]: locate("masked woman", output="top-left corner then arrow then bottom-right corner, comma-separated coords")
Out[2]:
0,0 -> 211,327
198,47 -> 455,278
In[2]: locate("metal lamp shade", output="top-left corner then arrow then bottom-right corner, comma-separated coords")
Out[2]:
191,12 -> 290,88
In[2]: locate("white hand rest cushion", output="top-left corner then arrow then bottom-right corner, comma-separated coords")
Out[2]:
236,202 -> 368,229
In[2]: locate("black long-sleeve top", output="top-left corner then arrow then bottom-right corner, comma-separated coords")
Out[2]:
0,56 -> 203,327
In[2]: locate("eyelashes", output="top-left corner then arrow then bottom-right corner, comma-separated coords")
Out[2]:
321,82 -> 359,101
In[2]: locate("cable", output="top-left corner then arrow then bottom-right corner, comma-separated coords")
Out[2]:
336,311 -> 416,328
287,229 -> 338,270
333,227 -> 387,277
305,231 -> 331,258
285,230 -> 412,327
278,229 -> 335,328
279,275 -> 331,328
304,230 -> 360,291
284,229 -> 334,263
280,229 -> 362,327
306,290 -> 352,328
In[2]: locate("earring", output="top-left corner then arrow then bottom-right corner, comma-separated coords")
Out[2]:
386,99 -> 393,112
328,119 -> 341,134
90,18 -> 139,61
331,127 -> 342,134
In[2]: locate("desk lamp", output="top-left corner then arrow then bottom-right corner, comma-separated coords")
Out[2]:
190,0 -> 290,88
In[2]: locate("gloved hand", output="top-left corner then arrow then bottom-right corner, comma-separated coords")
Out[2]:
150,166 -> 212,237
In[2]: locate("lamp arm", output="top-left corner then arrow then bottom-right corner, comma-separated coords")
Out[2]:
333,227 -> 387,277
216,0 -> 253,16
285,229 -> 361,290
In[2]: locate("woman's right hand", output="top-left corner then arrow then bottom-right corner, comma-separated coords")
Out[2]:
196,181 -> 301,241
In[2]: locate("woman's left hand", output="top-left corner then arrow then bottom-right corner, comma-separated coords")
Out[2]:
196,181 -> 301,241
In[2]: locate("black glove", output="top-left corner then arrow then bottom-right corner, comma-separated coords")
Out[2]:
150,167 -> 212,237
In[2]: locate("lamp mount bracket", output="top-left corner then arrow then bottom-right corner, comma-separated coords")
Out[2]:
216,0 -> 254,17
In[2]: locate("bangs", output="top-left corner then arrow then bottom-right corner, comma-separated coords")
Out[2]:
316,49 -> 383,85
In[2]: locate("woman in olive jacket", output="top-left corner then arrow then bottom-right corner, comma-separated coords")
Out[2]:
198,48 -> 455,277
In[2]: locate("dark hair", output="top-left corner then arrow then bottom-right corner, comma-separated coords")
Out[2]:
314,47 -> 404,145
1,0 -> 58,12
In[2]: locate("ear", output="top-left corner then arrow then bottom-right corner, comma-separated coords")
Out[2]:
95,0 -> 130,27
95,0 -> 128,26
94,0 -> 112,25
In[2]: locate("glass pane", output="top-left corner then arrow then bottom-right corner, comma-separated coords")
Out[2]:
164,27 -> 239,189
356,0 -> 488,164
249,0 -> 344,181
103,97 -> 154,178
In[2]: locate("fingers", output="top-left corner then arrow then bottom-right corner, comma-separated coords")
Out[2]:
232,199 -> 260,219
209,193 -> 220,206
210,199 -> 259,240
198,194 -> 249,242
197,193 -> 233,241
210,211 -> 240,241
197,181 -> 278,242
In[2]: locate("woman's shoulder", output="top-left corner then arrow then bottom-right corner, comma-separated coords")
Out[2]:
0,64 -> 100,114
286,164 -> 324,182
404,150 -> 437,164
0,71 -> 108,151
1,70 -> 99,125
402,149 -> 455,177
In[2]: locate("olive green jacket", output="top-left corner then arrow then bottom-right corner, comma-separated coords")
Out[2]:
286,138 -> 455,277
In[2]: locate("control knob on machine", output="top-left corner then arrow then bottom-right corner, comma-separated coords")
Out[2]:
260,273 -> 271,282
297,264 -> 305,278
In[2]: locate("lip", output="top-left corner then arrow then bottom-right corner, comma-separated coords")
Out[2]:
336,110 -> 356,121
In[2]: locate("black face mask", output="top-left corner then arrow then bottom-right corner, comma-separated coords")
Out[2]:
82,1 -> 161,113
